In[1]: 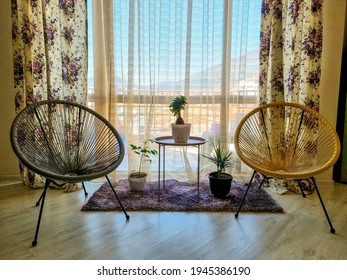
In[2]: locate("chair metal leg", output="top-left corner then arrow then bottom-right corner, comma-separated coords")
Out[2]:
36,180 -> 69,206
81,182 -> 88,196
295,179 -> 308,198
311,177 -> 335,234
105,176 -> 130,220
35,189 -> 45,206
258,174 -> 268,189
235,170 -> 256,218
32,179 -> 50,246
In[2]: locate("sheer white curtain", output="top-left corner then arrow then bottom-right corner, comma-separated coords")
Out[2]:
88,0 -> 261,183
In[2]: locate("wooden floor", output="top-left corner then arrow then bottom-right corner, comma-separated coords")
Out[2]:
0,178 -> 347,260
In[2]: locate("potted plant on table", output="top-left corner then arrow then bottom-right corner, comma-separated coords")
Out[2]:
203,140 -> 234,198
128,139 -> 158,191
169,95 -> 191,143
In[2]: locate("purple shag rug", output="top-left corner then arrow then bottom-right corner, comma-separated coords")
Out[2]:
81,179 -> 284,213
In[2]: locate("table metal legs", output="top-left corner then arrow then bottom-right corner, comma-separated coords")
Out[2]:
157,144 -> 200,202
197,145 -> 200,202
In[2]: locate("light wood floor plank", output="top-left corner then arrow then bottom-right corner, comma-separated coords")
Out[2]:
0,179 -> 347,260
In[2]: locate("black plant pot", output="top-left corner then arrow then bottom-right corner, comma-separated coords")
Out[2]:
208,171 -> 233,198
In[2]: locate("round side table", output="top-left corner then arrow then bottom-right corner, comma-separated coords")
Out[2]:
153,136 -> 208,202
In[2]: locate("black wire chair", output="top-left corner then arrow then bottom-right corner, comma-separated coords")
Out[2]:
10,100 -> 129,246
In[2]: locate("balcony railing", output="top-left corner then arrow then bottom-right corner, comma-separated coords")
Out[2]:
87,88 -> 258,137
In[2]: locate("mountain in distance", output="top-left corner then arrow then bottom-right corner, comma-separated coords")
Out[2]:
89,50 -> 260,91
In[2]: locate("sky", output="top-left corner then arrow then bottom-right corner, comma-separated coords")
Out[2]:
87,0 -> 262,89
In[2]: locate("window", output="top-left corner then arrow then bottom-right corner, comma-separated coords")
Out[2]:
87,0 -> 261,179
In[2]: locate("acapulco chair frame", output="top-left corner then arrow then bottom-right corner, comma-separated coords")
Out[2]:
233,102 -> 341,233
10,100 -> 130,246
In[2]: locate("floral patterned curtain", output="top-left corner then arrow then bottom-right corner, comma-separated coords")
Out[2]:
11,0 -> 87,189
258,0 -> 323,194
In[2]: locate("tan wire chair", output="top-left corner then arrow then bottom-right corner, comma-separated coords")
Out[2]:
10,100 -> 129,246
234,102 -> 341,233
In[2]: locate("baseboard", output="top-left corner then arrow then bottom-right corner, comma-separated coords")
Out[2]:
316,179 -> 335,187
0,175 -> 21,186
0,175 -> 21,180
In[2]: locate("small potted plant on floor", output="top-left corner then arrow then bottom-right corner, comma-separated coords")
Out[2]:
203,139 -> 233,198
169,95 -> 191,143
128,139 -> 158,191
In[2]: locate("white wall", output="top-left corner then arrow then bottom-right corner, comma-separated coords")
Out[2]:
318,0 -> 346,182
0,1 -> 17,177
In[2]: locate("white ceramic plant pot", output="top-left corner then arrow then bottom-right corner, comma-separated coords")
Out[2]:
128,172 -> 147,191
171,123 -> 191,143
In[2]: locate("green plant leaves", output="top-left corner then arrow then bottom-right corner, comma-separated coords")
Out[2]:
169,95 -> 188,124
202,139 -> 233,178
129,139 -> 158,173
